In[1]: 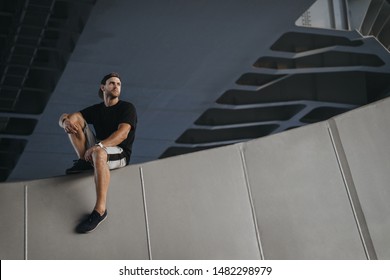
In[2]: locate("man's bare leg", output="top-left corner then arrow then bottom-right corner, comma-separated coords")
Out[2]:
92,147 -> 110,215
66,113 -> 88,158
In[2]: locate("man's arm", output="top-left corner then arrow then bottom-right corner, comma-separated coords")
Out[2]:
99,123 -> 131,147
84,123 -> 131,162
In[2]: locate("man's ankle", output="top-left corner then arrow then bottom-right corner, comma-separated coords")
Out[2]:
94,208 -> 106,216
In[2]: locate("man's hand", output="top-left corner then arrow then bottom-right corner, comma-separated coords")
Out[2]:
63,118 -> 81,134
84,145 -> 101,163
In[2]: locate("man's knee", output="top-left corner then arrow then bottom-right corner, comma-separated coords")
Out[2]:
92,148 -> 108,166
65,113 -> 87,137
68,113 -> 85,127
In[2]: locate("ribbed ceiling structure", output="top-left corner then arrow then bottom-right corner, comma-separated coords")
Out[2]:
0,0 -> 96,181
161,1 -> 390,158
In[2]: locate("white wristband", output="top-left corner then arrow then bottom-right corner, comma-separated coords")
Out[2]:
96,142 -> 105,149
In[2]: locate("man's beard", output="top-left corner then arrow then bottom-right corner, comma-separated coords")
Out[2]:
107,91 -> 120,99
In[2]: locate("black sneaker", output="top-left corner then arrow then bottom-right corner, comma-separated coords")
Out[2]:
66,159 -> 93,174
75,210 -> 107,233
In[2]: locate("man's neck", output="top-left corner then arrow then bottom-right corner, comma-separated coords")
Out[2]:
104,97 -> 119,107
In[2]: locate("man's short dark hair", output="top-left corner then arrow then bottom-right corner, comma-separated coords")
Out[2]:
98,72 -> 121,99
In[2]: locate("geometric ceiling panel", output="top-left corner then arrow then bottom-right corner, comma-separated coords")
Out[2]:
0,117 -> 37,135
270,31 -> 363,53
254,51 -> 385,69
300,106 -> 352,123
195,105 -> 305,126
0,0 -> 96,181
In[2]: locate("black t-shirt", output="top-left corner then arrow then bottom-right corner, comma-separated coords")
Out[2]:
80,100 -> 137,163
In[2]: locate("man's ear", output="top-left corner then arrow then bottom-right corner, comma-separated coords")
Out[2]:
100,84 -> 105,93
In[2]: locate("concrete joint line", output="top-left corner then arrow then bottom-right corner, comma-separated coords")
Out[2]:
139,167 -> 152,260
239,145 -> 264,260
327,119 -> 377,260
24,184 -> 28,260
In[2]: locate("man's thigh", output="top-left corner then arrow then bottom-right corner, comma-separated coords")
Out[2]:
83,124 -> 97,148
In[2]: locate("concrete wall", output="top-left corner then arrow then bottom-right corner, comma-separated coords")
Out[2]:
1,97 -> 390,260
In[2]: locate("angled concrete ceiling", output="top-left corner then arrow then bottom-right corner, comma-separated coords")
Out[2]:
2,0 -> 390,182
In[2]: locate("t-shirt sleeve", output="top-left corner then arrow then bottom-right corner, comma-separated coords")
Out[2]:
80,105 -> 97,124
121,103 -> 137,129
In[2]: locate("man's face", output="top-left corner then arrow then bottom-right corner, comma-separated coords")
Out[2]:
101,77 -> 121,98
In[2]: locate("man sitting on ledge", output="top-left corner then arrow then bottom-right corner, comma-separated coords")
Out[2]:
59,72 -> 137,233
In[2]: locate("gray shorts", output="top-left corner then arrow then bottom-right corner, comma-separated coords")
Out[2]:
84,124 -> 127,170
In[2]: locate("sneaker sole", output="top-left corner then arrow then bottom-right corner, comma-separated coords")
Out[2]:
66,169 -> 94,175
83,214 -> 107,234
